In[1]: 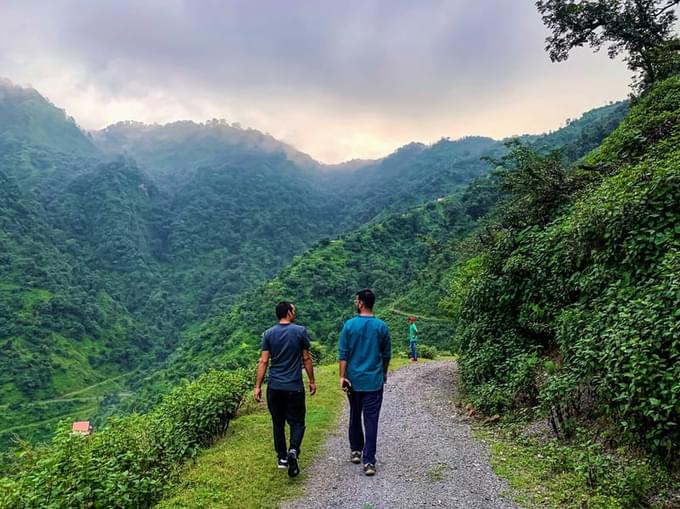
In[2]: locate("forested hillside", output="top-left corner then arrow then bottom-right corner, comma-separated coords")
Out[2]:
0,79 -> 97,157
92,119 -> 319,188
0,168 -> 145,448
117,100 -> 631,413
122,196 -> 469,409
0,74 -> 629,452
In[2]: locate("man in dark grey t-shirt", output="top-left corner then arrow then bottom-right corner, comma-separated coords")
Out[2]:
255,302 -> 316,477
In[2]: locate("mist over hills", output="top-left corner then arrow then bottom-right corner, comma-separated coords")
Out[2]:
0,78 -> 629,448
91,119 -> 320,185
0,78 -> 97,158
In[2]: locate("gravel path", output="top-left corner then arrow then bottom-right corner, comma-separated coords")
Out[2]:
281,360 -> 520,509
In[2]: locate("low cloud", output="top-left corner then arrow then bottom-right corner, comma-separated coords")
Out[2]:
0,0 -> 630,162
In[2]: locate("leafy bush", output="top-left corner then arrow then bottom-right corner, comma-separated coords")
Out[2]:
445,76 -> 680,457
309,340 -> 328,365
0,369 -> 250,508
417,344 -> 438,359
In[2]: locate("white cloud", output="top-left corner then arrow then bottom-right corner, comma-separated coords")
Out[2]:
0,0 -> 631,162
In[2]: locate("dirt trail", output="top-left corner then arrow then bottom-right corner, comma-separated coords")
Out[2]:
281,360 -> 519,509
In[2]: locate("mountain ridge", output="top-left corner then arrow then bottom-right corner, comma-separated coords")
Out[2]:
0,76 -> 631,451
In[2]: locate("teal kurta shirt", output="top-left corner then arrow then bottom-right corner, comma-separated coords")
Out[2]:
338,316 -> 391,392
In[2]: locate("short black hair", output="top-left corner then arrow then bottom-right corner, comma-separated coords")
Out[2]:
276,301 -> 294,319
356,288 -> 375,309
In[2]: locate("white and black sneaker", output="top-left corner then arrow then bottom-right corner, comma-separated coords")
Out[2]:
277,458 -> 288,469
350,451 -> 362,464
363,463 -> 376,476
287,449 -> 300,477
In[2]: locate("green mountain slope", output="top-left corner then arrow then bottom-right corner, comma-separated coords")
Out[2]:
0,78 -> 629,451
321,136 -> 503,228
521,100 -> 629,161
0,169 -> 149,448
120,195 -> 471,410
0,78 -> 97,157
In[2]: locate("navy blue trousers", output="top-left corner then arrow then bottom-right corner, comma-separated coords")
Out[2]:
347,388 -> 384,465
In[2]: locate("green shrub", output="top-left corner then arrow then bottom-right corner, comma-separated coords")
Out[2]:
0,369 -> 250,508
470,382 -> 512,415
309,340 -> 328,365
417,344 -> 438,359
445,76 -> 680,457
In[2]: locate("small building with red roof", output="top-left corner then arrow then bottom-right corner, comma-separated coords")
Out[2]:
71,421 -> 92,435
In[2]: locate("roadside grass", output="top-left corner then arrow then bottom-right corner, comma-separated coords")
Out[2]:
475,422 -> 679,509
158,358 -> 409,509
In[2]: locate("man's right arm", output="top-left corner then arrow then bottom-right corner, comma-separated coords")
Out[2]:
338,324 -> 351,390
302,349 -> 316,395
382,325 -> 392,384
339,360 -> 350,391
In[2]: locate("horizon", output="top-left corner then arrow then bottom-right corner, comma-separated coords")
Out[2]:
2,75 -> 625,166
0,1 -> 631,163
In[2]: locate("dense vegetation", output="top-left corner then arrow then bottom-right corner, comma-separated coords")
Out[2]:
0,70 -> 632,470
445,76 -> 680,459
2,2 -> 676,506
0,165 -> 150,448
0,79 -> 97,157
0,369 -> 249,508
0,78 -> 504,447
112,196 -> 467,412
116,100 -> 631,414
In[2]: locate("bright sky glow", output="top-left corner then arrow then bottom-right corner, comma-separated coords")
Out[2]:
0,1 -> 631,163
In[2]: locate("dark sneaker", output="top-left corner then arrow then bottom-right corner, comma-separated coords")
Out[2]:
287,449 -> 300,477
277,458 -> 288,469
363,463 -> 376,476
350,451 -> 362,464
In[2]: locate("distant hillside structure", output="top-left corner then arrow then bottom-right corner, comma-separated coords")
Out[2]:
71,421 -> 92,435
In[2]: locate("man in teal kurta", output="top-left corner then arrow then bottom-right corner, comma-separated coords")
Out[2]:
338,288 -> 391,476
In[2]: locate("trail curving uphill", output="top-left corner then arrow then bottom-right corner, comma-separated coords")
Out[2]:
282,360 -> 519,509
388,308 -> 454,323
59,371 -> 135,398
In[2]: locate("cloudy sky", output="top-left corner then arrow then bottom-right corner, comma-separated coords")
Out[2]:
0,1 -> 631,163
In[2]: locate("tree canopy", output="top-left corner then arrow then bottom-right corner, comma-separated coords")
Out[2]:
536,0 -> 680,91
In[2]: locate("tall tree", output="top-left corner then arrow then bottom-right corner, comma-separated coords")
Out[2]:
536,0 -> 680,91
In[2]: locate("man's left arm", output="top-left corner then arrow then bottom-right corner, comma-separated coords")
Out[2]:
254,350 -> 270,402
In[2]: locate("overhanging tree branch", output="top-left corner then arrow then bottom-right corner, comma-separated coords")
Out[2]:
536,0 -> 680,92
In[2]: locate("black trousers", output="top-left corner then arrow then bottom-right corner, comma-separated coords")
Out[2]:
267,387 -> 306,459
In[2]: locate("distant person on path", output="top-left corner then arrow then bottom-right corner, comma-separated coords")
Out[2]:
338,288 -> 392,476
408,315 -> 418,362
255,301 -> 316,477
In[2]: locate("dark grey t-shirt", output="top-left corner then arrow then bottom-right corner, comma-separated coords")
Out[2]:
261,323 -> 311,391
